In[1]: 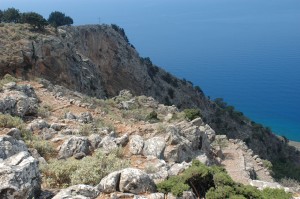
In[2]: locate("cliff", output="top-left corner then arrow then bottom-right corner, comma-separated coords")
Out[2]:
0,23 -> 299,167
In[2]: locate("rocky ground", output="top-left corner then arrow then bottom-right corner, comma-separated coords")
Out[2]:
0,77 -> 299,198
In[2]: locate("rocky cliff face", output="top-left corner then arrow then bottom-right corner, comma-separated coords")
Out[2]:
0,23 -> 298,164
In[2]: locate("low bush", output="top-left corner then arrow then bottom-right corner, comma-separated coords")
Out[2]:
184,108 -> 202,121
26,136 -> 56,160
280,177 -> 300,187
0,113 -> 23,128
78,123 -> 94,136
0,74 -> 19,90
145,111 -> 159,123
41,149 -> 129,188
157,160 -> 292,199
262,159 -> 273,170
37,104 -> 53,118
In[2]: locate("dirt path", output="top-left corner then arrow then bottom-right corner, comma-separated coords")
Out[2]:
221,142 -> 251,184
221,140 -> 274,185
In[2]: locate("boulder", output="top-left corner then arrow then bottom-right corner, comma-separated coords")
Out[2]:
65,112 -> 77,120
41,127 -> 57,140
249,180 -> 290,192
0,151 -> 41,199
119,168 -> 156,194
88,134 -> 102,149
167,191 -> 197,199
99,135 -> 118,154
0,135 -> 28,159
0,84 -> 38,117
115,133 -> 129,146
98,168 -> 156,194
148,193 -> 165,199
168,162 -> 190,176
77,112 -> 93,123
129,135 -> 144,155
165,125 -> 181,145
7,128 -> 22,140
143,137 -> 166,159
97,171 -> 121,193
50,123 -> 66,131
190,118 -> 204,127
53,184 -> 99,199
58,136 -> 91,159
28,148 -> 47,164
28,119 -> 49,131
163,144 -> 191,163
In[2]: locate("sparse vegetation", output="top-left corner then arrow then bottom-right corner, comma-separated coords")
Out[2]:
184,108 -> 201,121
145,111 -> 159,123
26,135 -> 56,160
111,24 -> 129,43
0,74 -> 19,90
262,159 -> 273,170
0,113 -> 23,128
37,104 -> 53,118
78,123 -> 94,136
41,149 -> 129,188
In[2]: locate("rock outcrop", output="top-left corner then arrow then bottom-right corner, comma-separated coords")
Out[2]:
98,168 -> 156,194
58,136 -> 91,159
53,184 -> 99,199
0,136 -> 40,199
0,82 -> 38,117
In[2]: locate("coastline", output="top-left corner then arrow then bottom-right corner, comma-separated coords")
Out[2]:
289,141 -> 300,151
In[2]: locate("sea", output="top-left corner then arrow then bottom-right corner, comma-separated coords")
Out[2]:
3,0 -> 299,140
109,0 -> 300,141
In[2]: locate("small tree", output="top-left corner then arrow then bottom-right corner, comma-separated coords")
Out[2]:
48,11 -> 73,27
2,8 -> 21,23
0,10 -> 3,23
21,12 -> 48,30
63,16 -> 73,26
184,108 -> 202,121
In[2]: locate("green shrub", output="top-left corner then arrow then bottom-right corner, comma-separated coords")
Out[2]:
157,160 -> 292,199
261,188 -> 292,199
78,123 -> 94,136
37,104 -> 53,118
145,111 -> 159,123
280,177 -> 300,187
0,74 -> 19,90
206,185 -> 236,199
41,149 -> 129,188
158,160 -> 214,197
184,109 -> 202,121
26,136 -> 56,160
272,160 -> 300,181
262,159 -> 273,170
0,113 -> 23,128
213,172 -> 235,187
194,85 -> 202,93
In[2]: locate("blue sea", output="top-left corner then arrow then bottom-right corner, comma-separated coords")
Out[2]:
109,0 -> 300,141
3,0 -> 300,140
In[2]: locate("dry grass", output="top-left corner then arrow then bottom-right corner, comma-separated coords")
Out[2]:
0,23 -> 56,64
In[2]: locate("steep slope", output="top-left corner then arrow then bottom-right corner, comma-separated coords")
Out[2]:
0,23 -> 299,173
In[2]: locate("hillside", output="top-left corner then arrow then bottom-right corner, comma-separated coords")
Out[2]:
0,23 -> 299,181
0,76 -> 296,198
